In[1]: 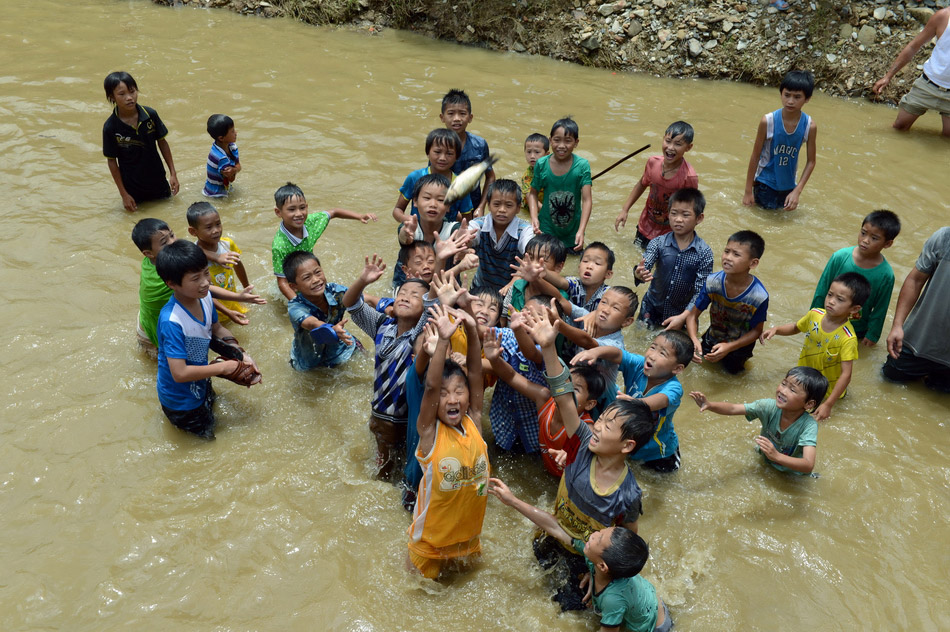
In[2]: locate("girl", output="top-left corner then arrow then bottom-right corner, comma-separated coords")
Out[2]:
102,71 -> 178,211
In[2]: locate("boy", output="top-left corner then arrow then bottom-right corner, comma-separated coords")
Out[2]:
635,188 -> 713,329
521,132 -> 549,214
615,121 -> 698,249
685,231 -> 769,374
392,128 -> 473,223
187,202 -> 252,325
489,480 -> 672,632
202,114 -> 240,197
544,241 -> 615,313
465,179 -> 533,292
271,182 -> 377,300
154,241 -> 260,440
502,234 -> 568,321
282,251 -> 358,370
761,272 -> 871,421
440,89 -> 494,216
810,210 -> 900,346
743,70 -> 818,211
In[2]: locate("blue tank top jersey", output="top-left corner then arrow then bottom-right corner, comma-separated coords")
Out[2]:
754,108 -> 811,192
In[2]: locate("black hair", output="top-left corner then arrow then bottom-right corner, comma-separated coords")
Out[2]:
186,201 -> 218,228
274,182 -> 305,209
583,241 -> 615,270
606,399 -> 656,456
550,116 -> 579,139
400,278 -> 431,294
602,527 -> 650,579
131,218 -> 170,252
525,234 -> 568,266
441,88 -> 472,113
727,230 -> 766,260
863,209 -> 901,241
665,120 -> 694,144
525,133 -> 550,151
155,240 -> 208,286
425,128 -> 462,158
570,362 -> 607,403
104,71 -> 137,101
206,114 -> 234,139
397,240 -> 436,268
282,250 -> 320,284
411,172 -> 451,201
525,293 -> 563,318
655,329 -> 694,367
780,69 -> 815,98
604,285 -> 639,319
785,366 -> 828,412
442,357 -> 468,384
669,187 -> 706,216
471,286 -> 503,309
831,272 -> 871,308
484,178 -> 522,206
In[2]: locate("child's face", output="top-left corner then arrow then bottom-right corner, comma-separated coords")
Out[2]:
526,247 -> 563,274
289,258 -> 327,300
487,191 -> 520,228
471,295 -> 501,327
524,140 -> 548,167
643,335 -> 683,379
578,247 -> 613,287
438,373 -> 470,427
188,212 -> 223,246
823,281 -> 859,320
594,289 -> 634,334
110,81 -> 138,111
589,407 -> 634,457
402,246 -> 436,284
415,183 -> 449,223
780,88 -> 810,112
582,526 -> 614,566
857,222 -> 892,257
393,281 -> 426,320
143,229 -> 176,261
427,141 -> 457,174
721,241 -> 758,276
776,375 -> 813,412
218,125 -> 237,145
661,132 -> 692,165
439,104 -> 473,136
549,127 -> 578,161
571,372 -> 596,415
275,195 -> 309,231
668,201 -> 702,237
168,266 -> 212,300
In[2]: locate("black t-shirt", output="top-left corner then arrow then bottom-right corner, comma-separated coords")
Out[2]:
102,104 -> 170,202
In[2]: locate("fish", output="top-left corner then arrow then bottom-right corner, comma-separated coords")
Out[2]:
443,154 -> 499,205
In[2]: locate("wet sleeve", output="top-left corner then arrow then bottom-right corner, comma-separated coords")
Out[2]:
159,319 -> 187,360
597,590 -> 630,628
693,276 -> 711,311
287,300 -> 312,329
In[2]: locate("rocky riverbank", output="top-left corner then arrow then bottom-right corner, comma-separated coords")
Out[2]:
152,0 -> 948,102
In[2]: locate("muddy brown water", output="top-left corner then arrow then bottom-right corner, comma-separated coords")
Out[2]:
2,1 -> 948,630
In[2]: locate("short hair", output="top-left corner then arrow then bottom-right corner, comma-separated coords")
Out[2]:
186,201 -> 218,228
155,240 -> 208,286
863,209 -> 901,241
525,293 -> 563,318
604,285 -> 638,318
571,363 -> 607,403
665,120 -> 694,143
525,133 -> 550,151
400,278 -> 431,294
274,182 -> 305,209
525,234 -> 568,266
471,286 -> 503,310
441,88 -> 472,113
425,128 -> 462,158
606,398 -> 656,456
727,230 -> 766,259
131,218 -> 170,252
206,114 -> 234,139
655,329 -> 693,366
669,187 -> 706,216
583,241 -> 615,270
780,70 -> 815,98
602,527 -> 650,579
397,240 -> 435,268
831,272 -> 871,307
550,116 -> 579,139
104,71 -> 137,101
411,172 -> 451,201
442,357 -> 468,384
484,178 -> 522,206
282,250 -> 320,283
785,366 -> 828,412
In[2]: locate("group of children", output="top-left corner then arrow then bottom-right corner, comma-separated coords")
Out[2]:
117,71 -> 913,631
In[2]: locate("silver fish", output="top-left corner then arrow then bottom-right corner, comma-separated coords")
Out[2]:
443,154 -> 499,205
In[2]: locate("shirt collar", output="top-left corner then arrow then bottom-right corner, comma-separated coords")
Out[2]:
279,219 -> 309,246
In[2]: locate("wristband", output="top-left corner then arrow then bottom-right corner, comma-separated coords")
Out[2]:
544,363 -> 574,398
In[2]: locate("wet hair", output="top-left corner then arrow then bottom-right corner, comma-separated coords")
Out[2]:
583,241 -> 615,271
425,128 -> 462,159
282,250 -> 320,283
155,240 -> 208,286
206,114 -> 234,139
669,187 -> 706,216
441,88 -> 472,113
186,201 -> 218,228
104,71 -> 137,101
606,398 -> 656,456
602,527 -> 649,579
484,178 -> 522,206
399,278 -> 431,295
550,116 -> 579,140
831,272 -> 871,308
604,285 -> 638,319
780,69 -> 815,98
131,218 -> 170,252
525,234 -> 568,266
785,366 -> 828,412
397,240 -> 436,269
471,287 -> 503,326
665,120 -> 694,144
525,293 -> 563,318
525,133 -> 550,151
727,230 -> 766,260
571,363 -> 607,403
655,329 -> 694,367
411,172 -> 451,201
442,357 -> 468,384
274,182 -> 306,209
863,209 -> 901,241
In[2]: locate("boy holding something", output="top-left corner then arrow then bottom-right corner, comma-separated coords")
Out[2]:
202,114 -> 240,198
441,89 -> 494,216
392,128 -> 472,223
187,202 -> 253,325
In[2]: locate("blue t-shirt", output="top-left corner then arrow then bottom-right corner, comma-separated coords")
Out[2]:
203,141 -> 239,197
399,166 -> 473,221
287,283 -> 357,370
453,132 -> 492,209
619,351 -> 683,462
156,294 -> 217,411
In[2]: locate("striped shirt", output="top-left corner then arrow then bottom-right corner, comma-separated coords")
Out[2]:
638,232 -> 713,326
203,141 -> 239,197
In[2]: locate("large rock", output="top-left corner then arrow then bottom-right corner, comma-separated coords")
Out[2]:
580,33 -> 602,51
598,3 -> 619,17
857,24 -> 876,46
688,38 -> 703,57
908,7 -> 934,25
625,19 -> 642,37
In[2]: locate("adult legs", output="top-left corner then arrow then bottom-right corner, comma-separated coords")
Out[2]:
891,107 -> 921,132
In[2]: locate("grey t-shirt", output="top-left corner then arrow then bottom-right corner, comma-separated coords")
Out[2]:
903,227 -> 950,367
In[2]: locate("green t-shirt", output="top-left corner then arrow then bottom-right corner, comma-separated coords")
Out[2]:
531,154 -> 592,249
271,211 -> 331,277
744,398 -> 818,475
810,246 -> 895,343
572,538 -> 659,632
139,257 -> 172,346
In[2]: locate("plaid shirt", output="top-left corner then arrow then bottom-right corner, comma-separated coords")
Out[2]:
638,232 -> 713,325
489,327 -> 546,453
566,277 -> 608,313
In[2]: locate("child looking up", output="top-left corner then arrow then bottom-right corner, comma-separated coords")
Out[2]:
502,234 -> 568,321
521,132 -> 549,214
465,179 -> 533,292
187,202 -> 254,325
543,241 -> 615,313
202,114 -> 240,198
102,71 -> 178,211
615,121 -> 698,249
440,88 -> 495,216
761,272 -> 870,421
528,117 -> 592,252
690,367 -> 828,475
392,129 -> 472,223
743,70 -> 818,211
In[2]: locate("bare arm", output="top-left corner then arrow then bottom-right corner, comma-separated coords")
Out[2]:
157,138 -> 178,195
474,169 -> 496,217
887,267 -> 930,359
760,321 -> 800,342
107,158 -> 136,212
277,277 -> 296,301
616,180 -> 647,231
167,356 -> 238,383
233,261 -> 249,288
873,11 -> 944,93
527,187 -> 541,233
392,196 -> 411,224
705,322 -> 764,363
755,441 -> 816,474
487,478 -> 572,546
813,360 -> 851,422
484,328 -> 551,408
326,207 -> 377,224
684,306 -> 704,363
574,184 -> 592,251
743,116 -> 768,206
689,391 -> 747,416
342,254 -> 387,308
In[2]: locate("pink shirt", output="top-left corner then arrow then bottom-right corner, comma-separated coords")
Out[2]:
635,155 -> 699,242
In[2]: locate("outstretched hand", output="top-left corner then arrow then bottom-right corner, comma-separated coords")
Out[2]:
689,391 -> 710,411
428,303 -> 458,340
482,327 -> 503,362
237,285 -> 267,305
487,477 -> 516,505
432,270 -> 464,307
359,254 -> 387,285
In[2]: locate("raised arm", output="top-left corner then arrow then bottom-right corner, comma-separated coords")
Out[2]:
459,310 -> 485,424
689,391 -> 746,416
416,305 -> 457,455
327,207 -> 377,224
524,306 -> 583,437
487,478 -> 571,546
482,327 -> 551,409
342,254 -> 387,308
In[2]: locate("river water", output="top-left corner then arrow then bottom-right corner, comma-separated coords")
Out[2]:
1,1 -> 948,630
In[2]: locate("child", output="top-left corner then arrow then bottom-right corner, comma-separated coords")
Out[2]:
392,129 -> 473,223
635,188 -> 713,329
440,89 -> 495,216
465,179 -> 533,292
502,234 -> 568,320
685,231 -> 769,374
202,114 -> 240,198
615,121 -> 698,249
521,132 -> 549,214
271,182 -> 377,300
187,202 -> 252,325
154,241 -> 260,440
810,210 -> 900,346
743,70 -> 818,211
689,367 -> 828,475
544,241 -> 615,313
528,117 -> 592,252
761,272 -> 870,421
102,71 -> 178,211
282,251 -> 358,370
489,481 -> 672,632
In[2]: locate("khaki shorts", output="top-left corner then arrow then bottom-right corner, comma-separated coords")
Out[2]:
899,75 -> 950,118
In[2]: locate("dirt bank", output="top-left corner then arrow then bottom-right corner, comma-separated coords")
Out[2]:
152,0 -> 948,102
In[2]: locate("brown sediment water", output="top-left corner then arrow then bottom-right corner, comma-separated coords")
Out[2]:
1,1 -> 948,630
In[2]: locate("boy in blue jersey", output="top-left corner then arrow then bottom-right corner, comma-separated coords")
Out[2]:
465,179 -> 533,292
202,114 -> 240,197
440,88 -> 494,216
391,129 -> 473,223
